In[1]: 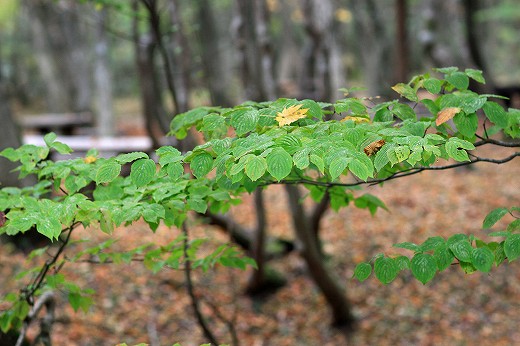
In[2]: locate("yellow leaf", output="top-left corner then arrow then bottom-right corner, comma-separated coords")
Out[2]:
341,116 -> 370,124
83,156 -> 97,164
275,104 -> 309,127
436,107 -> 461,126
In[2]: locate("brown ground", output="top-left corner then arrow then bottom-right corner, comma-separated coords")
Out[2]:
1,144 -> 519,346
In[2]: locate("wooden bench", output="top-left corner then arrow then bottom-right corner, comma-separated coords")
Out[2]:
17,112 -> 94,135
23,135 -> 153,157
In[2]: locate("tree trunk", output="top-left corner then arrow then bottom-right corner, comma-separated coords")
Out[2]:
197,0 -> 234,106
0,38 -> 23,187
23,0 -> 91,113
132,1 -> 168,149
93,8 -> 115,137
395,0 -> 409,83
285,185 -> 355,328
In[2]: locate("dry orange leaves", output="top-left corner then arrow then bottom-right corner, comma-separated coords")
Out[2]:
436,107 -> 461,126
275,104 -> 309,126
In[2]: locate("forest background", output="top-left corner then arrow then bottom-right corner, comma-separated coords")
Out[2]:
0,0 -> 519,345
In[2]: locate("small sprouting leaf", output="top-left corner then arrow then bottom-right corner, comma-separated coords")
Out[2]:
436,107 -> 461,126
353,262 -> 372,282
374,256 -> 399,284
96,161 -> 121,184
504,234 -> 520,262
190,152 -> 214,179
482,207 -> 509,228
266,148 -> 292,181
471,247 -> 494,272
130,159 -> 156,187
449,240 -> 473,262
245,156 -> 267,181
411,253 -> 437,284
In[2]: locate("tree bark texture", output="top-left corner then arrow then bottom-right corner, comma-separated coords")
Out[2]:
24,0 -> 91,112
285,185 -> 355,328
93,8 -> 115,137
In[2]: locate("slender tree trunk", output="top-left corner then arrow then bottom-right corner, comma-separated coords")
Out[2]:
132,1 -> 167,149
285,185 -> 355,328
395,0 -> 409,83
0,38 -> 23,187
246,189 -> 268,293
197,0 -> 234,106
93,8 -> 115,137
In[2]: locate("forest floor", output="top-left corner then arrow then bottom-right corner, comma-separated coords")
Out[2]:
1,142 -> 519,346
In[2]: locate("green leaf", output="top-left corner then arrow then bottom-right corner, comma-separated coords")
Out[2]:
36,216 -> 62,240
471,247 -> 494,272
453,112 -> 478,138
43,132 -> 57,146
423,78 -> 442,94
504,234 -> 520,262
190,152 -> 214,179
391,103 -> 416,121
446,72 -> 469,90
449,240 -> 473,262
433,244 -> 454,271
266,148 -> 292,181
465,68 -> 485,84
353,262 -> 372,282
231,108 -> 259,136
393,242 -> 420,251
394,255 -> 411,270
482,101 -> 508,128
411,253 -> 437,284
116,152 -> 148,164
130,159 -> 156,187
483,207 -> 509,228
245,156 -> 267,181
309,154 -> 324,173
374,256 -> 399,284
329,157 -> 349,180
391,83 -> 418,102
96,161 -> 121,184
420,236 -> 446,251
445,138 -> 474,162
51,141 -> 73,154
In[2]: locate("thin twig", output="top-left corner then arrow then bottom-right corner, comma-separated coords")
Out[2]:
182,223 -> 220,345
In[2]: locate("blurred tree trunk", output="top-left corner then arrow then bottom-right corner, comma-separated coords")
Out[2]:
232,0 -> 276,101
197,0 -> 234,106
300,0 -> 345,102
285,185 -> 355,328
93,8 -> 115,137
23,0 -> 91,113
352,0 -> 393,96
0,39 -> 23,188
395,0 -> 409,83
132,1 -> 168,149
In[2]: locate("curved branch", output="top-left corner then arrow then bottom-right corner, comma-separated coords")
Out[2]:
474,134 -> 520,148
261,152 -> 520,188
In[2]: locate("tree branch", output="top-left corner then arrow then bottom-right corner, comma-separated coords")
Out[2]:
182,223 -> 220,345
